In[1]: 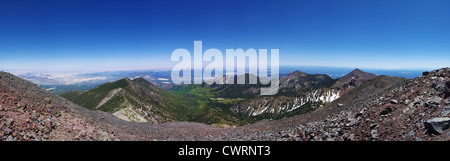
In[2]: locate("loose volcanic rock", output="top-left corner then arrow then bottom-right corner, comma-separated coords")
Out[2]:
44,98 -> 51,104
442,106 -> 450,116
390,99 -> 398,104
380,107 -> 393,115
424,118 -> 450,135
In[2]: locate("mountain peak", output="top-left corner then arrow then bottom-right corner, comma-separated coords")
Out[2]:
351,68 -> 362,73
289,70 -> 308,77
331,68 -> 377,90
131,77 -> 146,82
122,77 -> 132,81
347,68 -> 376,78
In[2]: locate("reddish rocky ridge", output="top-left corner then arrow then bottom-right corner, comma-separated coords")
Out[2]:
0,76 -> 119,141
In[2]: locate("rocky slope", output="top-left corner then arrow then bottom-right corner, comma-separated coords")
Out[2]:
0,72 -> 119,141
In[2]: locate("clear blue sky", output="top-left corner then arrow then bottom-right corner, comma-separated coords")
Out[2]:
0,0 -> 449,72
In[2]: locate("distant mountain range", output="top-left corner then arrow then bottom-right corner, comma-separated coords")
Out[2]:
12,66 -> 426,95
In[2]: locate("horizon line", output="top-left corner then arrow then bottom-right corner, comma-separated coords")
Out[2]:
2,65 -> 443,75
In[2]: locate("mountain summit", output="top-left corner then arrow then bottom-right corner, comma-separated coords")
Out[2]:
288,70 -> 309,77
331,68 -> 377,94
347,68 -> 377,79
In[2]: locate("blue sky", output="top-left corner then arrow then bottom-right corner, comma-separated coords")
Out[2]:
0,0 -> 449,72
